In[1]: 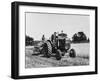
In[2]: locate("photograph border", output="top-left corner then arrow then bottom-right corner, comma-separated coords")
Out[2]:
11,1 -> 98,79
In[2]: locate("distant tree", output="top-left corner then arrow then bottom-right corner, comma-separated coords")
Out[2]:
26,35 -> 34,46
72,32 -> 87,43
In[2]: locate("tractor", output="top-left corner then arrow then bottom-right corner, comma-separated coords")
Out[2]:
33,31 -> 76,60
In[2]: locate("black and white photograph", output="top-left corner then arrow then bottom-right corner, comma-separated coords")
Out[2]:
11,1 -> 97,79
25,12 -> 90,68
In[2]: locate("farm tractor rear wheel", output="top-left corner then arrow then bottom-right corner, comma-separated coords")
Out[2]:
69,48 -> 76,58
42,41 -> 52,58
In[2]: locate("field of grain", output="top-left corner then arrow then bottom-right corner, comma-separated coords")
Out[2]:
25,43 -> 89,68
71,43 -> 89,58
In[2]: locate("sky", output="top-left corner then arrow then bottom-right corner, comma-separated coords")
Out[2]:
26,12 -> 90,40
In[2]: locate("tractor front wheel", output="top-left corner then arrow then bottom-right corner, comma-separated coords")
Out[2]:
69,48 -> 76,58
55,50 -> 62,60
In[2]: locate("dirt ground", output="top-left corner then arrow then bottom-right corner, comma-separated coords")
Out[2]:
25,44 -> 89,68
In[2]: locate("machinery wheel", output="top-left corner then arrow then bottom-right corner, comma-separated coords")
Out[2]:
56,50 -> 62,60
69,48 -> 76,58
43,40 -> 52,58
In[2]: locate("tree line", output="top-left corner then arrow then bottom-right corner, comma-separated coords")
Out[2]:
26,35 -> 34,46
26,31 -> 90,46
72,32 -> 89,43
